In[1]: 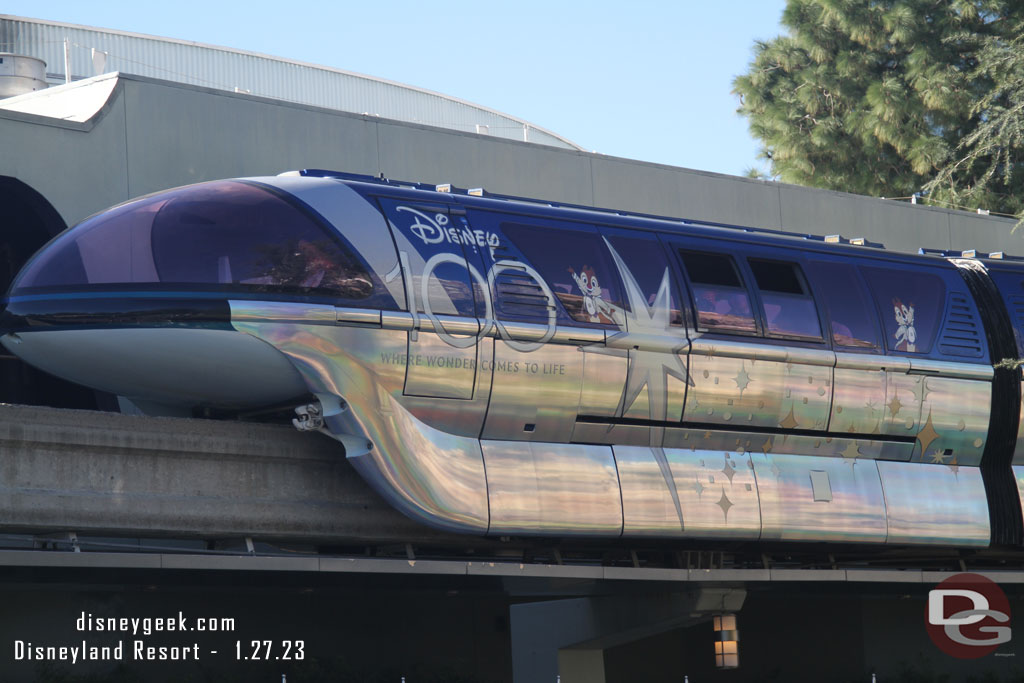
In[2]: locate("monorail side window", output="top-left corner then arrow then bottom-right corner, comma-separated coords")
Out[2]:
748,259 -> 822,340
805,261 -> 879,349
603,232 -> 683,326
679,251 -> 756,334
862,266 -> 945,354
149,183 -> 374,297
15,181 -> 376,300
502,223 -> 625,326
377,199 -> 478,317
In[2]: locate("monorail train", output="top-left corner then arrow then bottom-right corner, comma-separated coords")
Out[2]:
3,170 -> 1024,548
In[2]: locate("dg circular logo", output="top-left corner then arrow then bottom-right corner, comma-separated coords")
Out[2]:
927,573 -> 1011,658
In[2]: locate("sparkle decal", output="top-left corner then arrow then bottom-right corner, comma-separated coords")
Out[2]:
840,441 -> 861,460
733,366 -> 752,393
887,394 -> 903,418
916,409 -> 941,459
716,488 -> 734,520
722,457 -> 736,483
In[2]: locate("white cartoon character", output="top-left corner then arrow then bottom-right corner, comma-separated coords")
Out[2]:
568,265 -> 623,325
893,298 -> 917,352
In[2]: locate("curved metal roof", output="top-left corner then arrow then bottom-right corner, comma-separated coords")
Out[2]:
0,14 -> 584,150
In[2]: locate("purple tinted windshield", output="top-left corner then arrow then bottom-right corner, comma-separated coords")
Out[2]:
14,180 -> 372,299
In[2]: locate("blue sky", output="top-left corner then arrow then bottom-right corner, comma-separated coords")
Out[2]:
4,1 -> 788,177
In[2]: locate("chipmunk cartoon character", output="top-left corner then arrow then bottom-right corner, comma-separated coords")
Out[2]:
893,298 -> 917,352
568,265 -> 623,326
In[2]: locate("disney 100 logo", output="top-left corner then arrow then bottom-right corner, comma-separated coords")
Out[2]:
389,206 -> 556,353
398,206 -> 500,251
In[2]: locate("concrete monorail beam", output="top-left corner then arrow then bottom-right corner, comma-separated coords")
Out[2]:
0,404 -> 454,544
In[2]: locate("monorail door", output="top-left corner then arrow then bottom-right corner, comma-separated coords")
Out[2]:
376,198 -> 492,438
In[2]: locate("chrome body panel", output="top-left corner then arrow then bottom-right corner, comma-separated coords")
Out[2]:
906,376 -> 988,466
231,300 -> 337,325
876,358 -> 989,467
228,315 -> 490,533
831,353 -> 887,436
878,461 -> 989,546
614,445 -> 760,539
400,336 -> 494,437
225,299 -> 993,543
908,358 -> 993,381
572,421 -> 659,447
482,441 -> 622,536
754,453 -> 887,543
685,339 -> 832,431
381,310 -> 416,331
0,326 -> 308,409
404,330 -> 479,400
579,349 -> 628,417
878,359 -> 917,438
482,340 -> 583,442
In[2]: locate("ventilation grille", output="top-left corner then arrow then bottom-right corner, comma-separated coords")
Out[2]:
938,293 -> 984,357
491,245 -> 556,320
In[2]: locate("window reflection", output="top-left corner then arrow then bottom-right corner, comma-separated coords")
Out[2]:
605,233 -> 683,326
805,261 -> 879,349
748,259 -> 821,340
150,182 -> 372,297
503,222 -> 625,326
681,251 -> 756,334
239,239 -> 373,298
15,180 -> 374,300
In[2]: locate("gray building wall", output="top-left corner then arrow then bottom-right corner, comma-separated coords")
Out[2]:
1,73 -> 1018,256
0,14 -> 579,149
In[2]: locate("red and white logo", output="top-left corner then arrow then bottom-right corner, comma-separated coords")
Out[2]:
927,573 -> 1011,659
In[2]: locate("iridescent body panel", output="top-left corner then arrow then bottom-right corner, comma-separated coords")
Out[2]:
483,441 -> 622,535
614,445 -> 760,539
878,461 -> 989,546
753,453 -> 887,543
685,340 -> 832,431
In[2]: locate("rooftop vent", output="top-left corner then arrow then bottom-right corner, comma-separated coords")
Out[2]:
0,53 -> 47,98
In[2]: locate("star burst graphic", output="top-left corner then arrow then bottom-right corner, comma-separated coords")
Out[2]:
601,238 -> 693,420
581,239 -> 697,529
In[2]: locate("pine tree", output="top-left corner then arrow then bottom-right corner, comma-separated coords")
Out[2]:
733,0 -> 1023,214
925,18 -> 1024,216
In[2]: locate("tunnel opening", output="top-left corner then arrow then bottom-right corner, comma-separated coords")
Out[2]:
0,177 -> 111,410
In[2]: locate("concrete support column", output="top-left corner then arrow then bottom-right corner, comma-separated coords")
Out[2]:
510,587 -> 746,683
